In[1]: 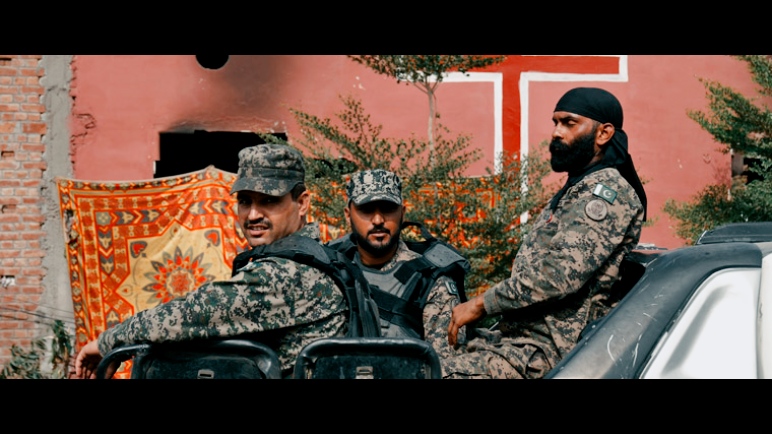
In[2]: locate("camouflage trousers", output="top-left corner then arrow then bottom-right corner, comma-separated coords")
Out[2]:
441,328 -> 554,379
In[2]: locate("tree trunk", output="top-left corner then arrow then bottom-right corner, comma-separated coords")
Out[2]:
427,90 -> 436,168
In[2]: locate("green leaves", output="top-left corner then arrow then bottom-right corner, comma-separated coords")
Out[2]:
278,54 -> 558,297
668,55 -> 772,243
0,320 -> 73,379
284,93 -> 554,295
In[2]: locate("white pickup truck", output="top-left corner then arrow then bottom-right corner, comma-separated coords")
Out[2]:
547,222 -> 772,379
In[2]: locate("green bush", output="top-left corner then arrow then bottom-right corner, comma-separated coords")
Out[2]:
0,320 -> 73,379
665,55 -> 772,243
263,94 -> 554,298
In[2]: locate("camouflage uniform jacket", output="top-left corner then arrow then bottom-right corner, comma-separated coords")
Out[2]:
97,222 -> 348,376
482,167 -> 644,364
354,239 -> 464,361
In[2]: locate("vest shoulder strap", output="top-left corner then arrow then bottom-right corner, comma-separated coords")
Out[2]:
327,234 -> 357,258
400,221 -> 471,304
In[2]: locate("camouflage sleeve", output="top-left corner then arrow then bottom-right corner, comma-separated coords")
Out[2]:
482,175 -> 641,315
97,256 -> 347,355
423,275 -> 466,360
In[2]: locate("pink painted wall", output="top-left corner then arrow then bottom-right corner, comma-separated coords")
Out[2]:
69,55 -> 764,249
70,55 -> 494,179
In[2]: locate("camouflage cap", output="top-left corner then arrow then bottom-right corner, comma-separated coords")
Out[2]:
230,143 -> 305,196
347,169 -> 402,206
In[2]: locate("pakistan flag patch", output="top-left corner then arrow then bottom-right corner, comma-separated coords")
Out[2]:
593,183 -> 617,204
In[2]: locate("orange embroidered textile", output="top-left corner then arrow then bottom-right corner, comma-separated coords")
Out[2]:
56,166 -> 249,377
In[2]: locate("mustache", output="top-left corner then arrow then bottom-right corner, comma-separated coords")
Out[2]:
246,218 -> 271,228
549,138 -> 570,153
368,226 -> 390,235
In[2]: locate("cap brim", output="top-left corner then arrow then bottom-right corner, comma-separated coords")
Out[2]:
351,193 -> 402,206
231,177 -> 296,196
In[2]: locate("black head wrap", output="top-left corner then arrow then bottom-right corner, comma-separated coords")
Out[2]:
548,87 -> 647,221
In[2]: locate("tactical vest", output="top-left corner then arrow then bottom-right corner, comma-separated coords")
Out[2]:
231,233 -> 382,339
327,221 -> 470,338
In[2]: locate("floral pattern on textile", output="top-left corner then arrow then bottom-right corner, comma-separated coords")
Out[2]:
56,166 -> 249,378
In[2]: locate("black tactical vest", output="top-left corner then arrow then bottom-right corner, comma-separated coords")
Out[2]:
327,221 -> 470,338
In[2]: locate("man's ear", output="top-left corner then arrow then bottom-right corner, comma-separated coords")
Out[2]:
596,123 -> 615,147
343,203 -> 352,227
297,190 -> 311,217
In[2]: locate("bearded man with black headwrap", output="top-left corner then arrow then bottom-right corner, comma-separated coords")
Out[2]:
444,87 -> 647,379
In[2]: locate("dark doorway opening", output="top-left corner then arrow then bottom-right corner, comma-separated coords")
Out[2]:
732,150 -> 766,184
742,157 -> 766,184
155,130 -> 287,178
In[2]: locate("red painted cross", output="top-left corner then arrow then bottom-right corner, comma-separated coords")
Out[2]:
466,55 -> 625,159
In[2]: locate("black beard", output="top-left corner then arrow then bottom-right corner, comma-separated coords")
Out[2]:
350,224 -> 400,258
549,130 -> 597,173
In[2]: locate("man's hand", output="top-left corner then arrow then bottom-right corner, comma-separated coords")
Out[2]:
448,296 -> 486,347
74,340 -> 114,379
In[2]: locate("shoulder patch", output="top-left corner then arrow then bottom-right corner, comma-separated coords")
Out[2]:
593,183 -> 617,204
585,199 -> 608,221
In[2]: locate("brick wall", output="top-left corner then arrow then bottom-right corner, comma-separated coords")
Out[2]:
0,55 -> 48,369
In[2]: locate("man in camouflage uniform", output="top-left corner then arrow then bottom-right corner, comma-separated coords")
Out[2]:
445,87 -> 648,379
334,169 -> 466,361
74,143 -> 348,379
